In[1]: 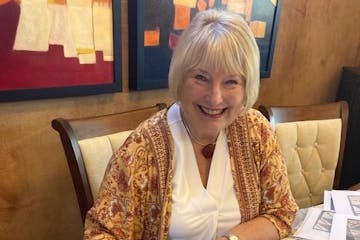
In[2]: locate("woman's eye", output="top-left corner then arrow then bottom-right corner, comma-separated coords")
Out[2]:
225,79 -> 238,85
194,74 -> 207,81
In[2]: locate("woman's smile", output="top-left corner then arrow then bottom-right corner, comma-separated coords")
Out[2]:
198,105 -> 226,117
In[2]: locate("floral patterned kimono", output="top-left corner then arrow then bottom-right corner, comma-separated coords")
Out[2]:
84,107 -> 298,239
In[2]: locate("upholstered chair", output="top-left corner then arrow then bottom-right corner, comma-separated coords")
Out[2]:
52,103 -> 167,222
259,101 -> 348,208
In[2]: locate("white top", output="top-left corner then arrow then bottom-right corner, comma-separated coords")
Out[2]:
167,103 -> 241,240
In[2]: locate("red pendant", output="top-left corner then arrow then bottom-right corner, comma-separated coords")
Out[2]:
202,144 -> 215,159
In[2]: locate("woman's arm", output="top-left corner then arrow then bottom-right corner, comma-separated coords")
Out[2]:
84,150 -> 138,239
217,216 -> 279,240
84,133 -> 159,239
254,112 -> 299,238
225,110 -> 298,240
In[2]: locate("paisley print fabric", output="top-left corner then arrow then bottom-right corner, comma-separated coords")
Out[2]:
84,108 -> 298,239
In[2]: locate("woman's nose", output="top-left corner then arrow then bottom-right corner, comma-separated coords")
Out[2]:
206,83 -> 223,105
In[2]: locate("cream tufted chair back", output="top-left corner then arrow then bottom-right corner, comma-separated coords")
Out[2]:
52,103 -> 167,222
259,101 -> 348,209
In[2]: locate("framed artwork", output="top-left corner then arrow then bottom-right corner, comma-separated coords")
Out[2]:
0,0 -> 122,102
128,0 -> 282,90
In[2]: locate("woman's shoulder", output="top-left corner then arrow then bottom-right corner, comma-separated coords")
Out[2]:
113,108 -> 171,165
231,108 -> 273,142
133,108 -> 168,132
126,108 -> 171,152
245,108 -> 268,122
236,108 -> 270,128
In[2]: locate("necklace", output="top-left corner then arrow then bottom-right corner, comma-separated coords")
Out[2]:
181,114 -> 216,159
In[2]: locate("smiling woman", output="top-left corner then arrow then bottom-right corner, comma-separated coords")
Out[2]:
84,9 -> 298,240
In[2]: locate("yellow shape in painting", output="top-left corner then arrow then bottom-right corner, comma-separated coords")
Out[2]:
47,0 -> 66,4
76,48 -> 95,54
77,48 -> 96,64
174,4 -> 191,30
173,0 -> 196,8
271,0 -> 277,6
144,29 -> 160,47
249,21 -> 266,38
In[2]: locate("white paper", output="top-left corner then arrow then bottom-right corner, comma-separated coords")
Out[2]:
293,207 -> 335,240
329,214 -> 360,240
323,190 -> 335,211
331,190 -> 360,216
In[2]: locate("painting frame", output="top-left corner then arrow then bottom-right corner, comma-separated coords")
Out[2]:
128,0 -> 283,90
0,0 -> 122,102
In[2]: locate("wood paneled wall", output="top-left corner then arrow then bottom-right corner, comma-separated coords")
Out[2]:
258,0 -> 360,106
0,0 -> 359,239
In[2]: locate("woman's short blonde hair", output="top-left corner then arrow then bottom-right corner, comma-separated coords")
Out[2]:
168,9 -> 260,112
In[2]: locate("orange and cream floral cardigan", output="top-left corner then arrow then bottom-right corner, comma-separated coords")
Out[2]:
84,108 -> 298,239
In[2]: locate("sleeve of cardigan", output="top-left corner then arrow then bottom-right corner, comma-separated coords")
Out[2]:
83,132 -> 154,240
250,110 -> 299,238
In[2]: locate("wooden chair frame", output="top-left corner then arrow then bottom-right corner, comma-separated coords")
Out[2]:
258,101 -> 349,190
52,103 -> 167,222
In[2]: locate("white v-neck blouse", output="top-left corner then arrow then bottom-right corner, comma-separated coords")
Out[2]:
167,103 -> 241,240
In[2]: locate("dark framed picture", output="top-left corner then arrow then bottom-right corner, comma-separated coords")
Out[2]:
0,0 -> 122,102
128,0 -> 282,90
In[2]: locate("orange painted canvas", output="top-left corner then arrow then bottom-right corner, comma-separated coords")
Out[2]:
144,28 -> 160,47
174,4 -> 191,30
197,0 -> 206,11
173,0 -> 196,8
249,21 -> 266,38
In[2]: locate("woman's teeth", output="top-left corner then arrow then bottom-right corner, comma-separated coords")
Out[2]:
200,106 -> 224,115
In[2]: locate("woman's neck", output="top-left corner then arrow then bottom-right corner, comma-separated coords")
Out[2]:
180,110 -> 218,146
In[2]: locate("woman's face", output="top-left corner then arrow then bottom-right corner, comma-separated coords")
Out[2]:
179,67 -> 246,140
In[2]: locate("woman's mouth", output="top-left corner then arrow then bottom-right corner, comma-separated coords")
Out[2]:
199,105 -> 225,116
